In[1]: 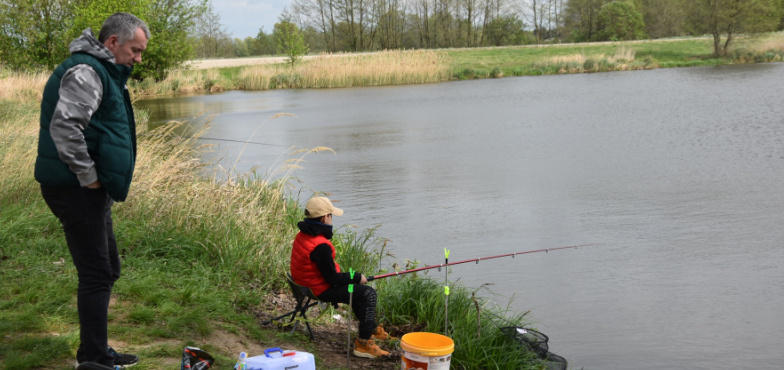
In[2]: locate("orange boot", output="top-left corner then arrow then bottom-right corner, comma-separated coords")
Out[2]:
371,324 -> 397,341
353,338 -> 390,359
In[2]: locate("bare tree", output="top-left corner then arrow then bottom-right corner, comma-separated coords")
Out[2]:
193,0 -> 232,58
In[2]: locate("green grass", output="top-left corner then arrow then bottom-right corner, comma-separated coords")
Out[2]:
446,35 -> 782,78
447,38 -> 709,78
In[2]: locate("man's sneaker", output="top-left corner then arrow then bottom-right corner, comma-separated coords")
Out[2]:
371,324 -> 397,341
353,338 -> 390,359
107,347 -> 138,367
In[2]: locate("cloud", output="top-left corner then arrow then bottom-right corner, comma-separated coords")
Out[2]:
213,0 -> 289,39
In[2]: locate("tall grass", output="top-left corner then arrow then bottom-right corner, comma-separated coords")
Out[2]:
374,274 -> 544,369
287,50 -> 451,88
730,32 -> 784,63
503,46 -> 657,76
120,116 -> 352,293
0,68 -> 47,203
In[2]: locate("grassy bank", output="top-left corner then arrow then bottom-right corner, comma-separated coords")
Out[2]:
132,33 -> 784,96
1,72 -> 544,369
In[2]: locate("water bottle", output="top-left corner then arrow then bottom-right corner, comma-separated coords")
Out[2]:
234,351 -> 247,370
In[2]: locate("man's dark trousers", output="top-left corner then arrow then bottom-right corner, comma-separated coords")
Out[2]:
41,185 -> 120,367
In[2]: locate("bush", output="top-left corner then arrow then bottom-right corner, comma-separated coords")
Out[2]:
583,58 -> 596,71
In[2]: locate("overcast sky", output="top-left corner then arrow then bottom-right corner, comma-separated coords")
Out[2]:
213,0 -> 289,39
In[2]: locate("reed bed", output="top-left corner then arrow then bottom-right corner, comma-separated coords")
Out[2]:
299,50 -> 451,88
131,68 -> 226,96
542,46 -> 652,74
239,49 -> 452,89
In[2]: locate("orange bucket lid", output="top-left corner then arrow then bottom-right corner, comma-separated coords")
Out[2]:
400,332 -> 455,357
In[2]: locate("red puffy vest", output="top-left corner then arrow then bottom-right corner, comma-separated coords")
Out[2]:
290,232 -> 341,297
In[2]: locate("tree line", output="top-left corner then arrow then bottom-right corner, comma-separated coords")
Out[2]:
288,0 -> 784,52
3,0 -> 784,80
193,0 -> 784,60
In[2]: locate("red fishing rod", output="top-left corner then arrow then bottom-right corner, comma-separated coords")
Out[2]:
366,243 -> 602,281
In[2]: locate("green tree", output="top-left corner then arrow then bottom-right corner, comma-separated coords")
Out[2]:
133,0 -> 207,80
688,0 -> 780,56
273,20 -> 310,65
1,0 -> 205,80
484,15 -> 528,46
563,0 -> 610,42
249,27 -> 276,56
596,1 -> 647,41
637,0 -> 688,39
0,0 -> 78,70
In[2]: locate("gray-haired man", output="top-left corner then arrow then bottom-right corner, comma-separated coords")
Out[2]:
35,12 -> 149,369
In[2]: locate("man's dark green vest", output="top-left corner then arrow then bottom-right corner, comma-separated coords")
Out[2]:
35,53 -> 137,201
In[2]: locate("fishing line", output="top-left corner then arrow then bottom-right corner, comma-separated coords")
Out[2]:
138,133 -> 288,147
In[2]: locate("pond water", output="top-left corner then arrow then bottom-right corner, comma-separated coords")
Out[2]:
137,63 -> 784,369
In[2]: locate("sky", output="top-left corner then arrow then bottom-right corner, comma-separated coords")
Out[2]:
213,0 -> 289,39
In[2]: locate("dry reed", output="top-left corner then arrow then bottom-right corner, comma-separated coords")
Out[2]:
0,69 -> 48,201
231,49 -> 450,90
549,47 -> 636,65
296,49 -> 452,87
0,69 -> 48,102
121,114 -> 302,278
749,32 -> 784,52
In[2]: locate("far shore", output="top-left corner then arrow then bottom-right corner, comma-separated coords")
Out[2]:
184,37 -> 716,70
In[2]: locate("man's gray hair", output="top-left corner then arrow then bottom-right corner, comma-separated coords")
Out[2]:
98,13 -> 151,44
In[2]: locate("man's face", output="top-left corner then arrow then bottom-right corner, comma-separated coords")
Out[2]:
104,27 -> 148,67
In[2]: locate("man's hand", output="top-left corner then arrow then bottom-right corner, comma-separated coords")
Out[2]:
86,180 -> 102,189
360,274 -> 368,285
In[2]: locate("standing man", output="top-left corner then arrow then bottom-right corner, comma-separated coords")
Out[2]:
290,196 -> 393,359
35,12 -> 149,369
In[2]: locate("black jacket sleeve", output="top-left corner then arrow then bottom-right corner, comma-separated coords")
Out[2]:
310,243 -> 361,286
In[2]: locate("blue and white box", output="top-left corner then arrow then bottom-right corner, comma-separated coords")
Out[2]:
245,348 -> 315,370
